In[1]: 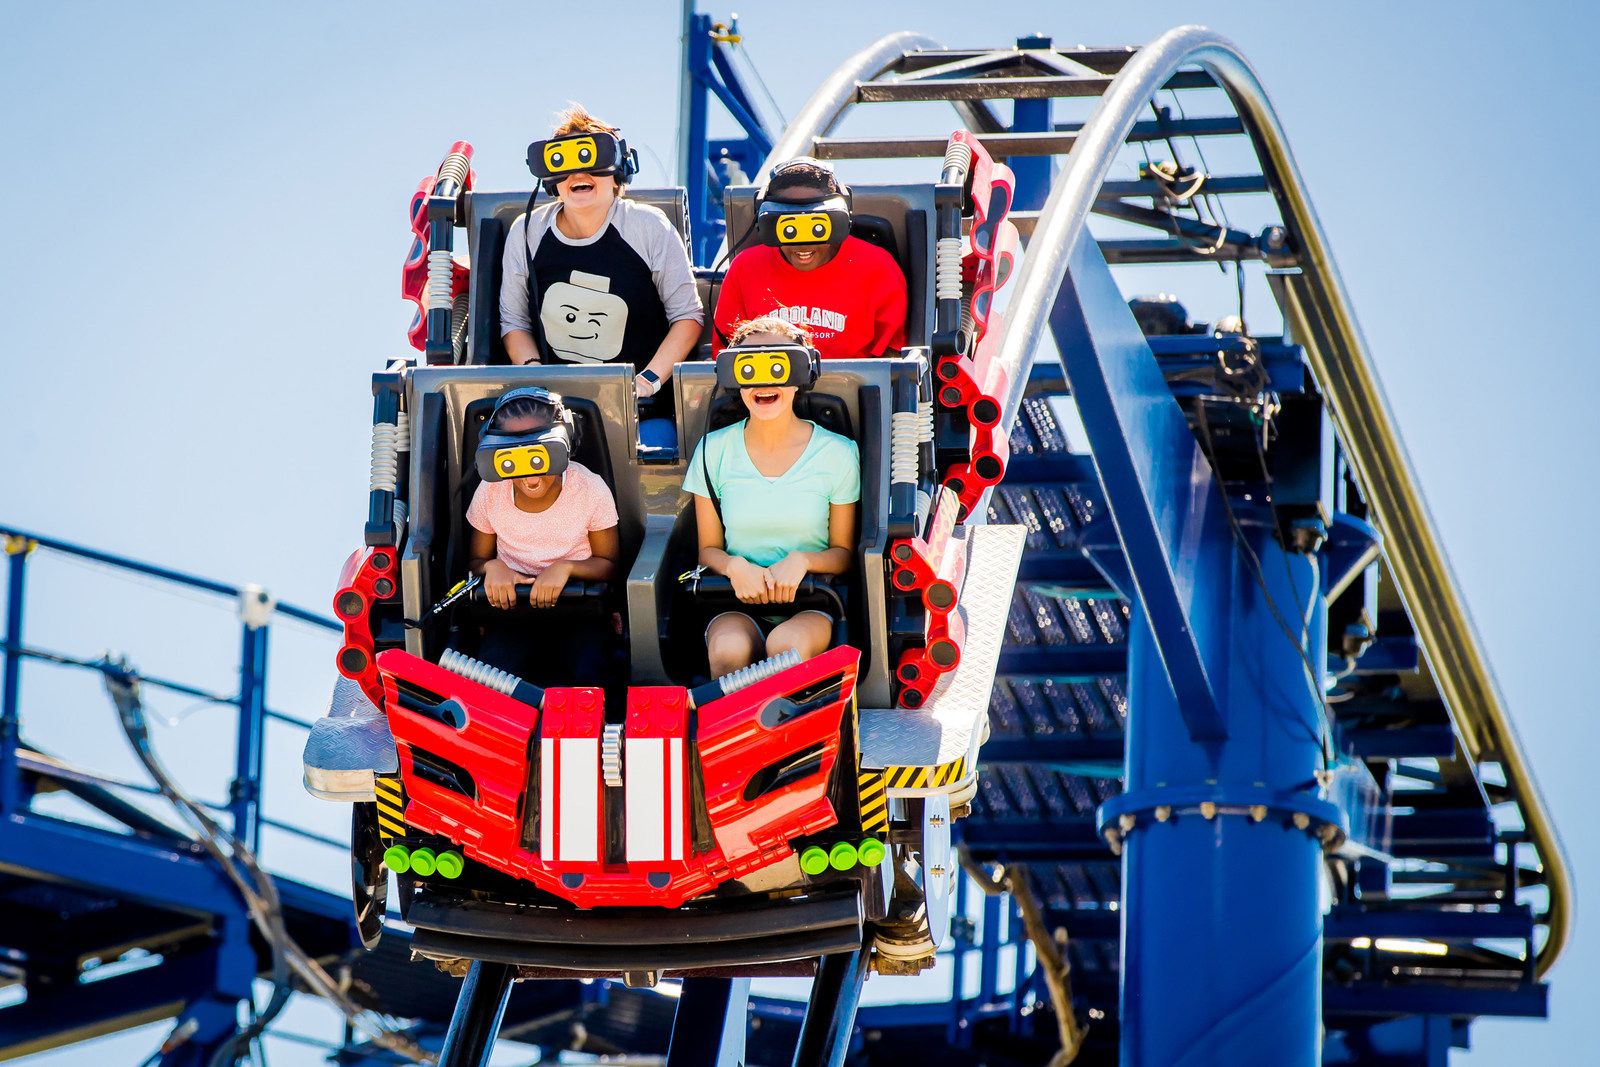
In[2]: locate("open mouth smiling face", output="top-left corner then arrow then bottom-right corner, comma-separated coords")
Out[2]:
744,387 -> 790,414
561,173 -> 601,198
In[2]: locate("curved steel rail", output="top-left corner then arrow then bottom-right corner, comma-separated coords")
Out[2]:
757,31 -> 942,186
990,24 -> 1570,977
762,26 -> 1571,977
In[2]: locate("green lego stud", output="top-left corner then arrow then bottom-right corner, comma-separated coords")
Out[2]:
409,847 -> 437,877
856,837 -> 885,867
799,845 -> 830,876
435,850 -> 465,880
382,844 -> 411,873
828,841 -> 859,871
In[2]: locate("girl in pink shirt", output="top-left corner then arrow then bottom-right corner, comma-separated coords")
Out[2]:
465,390 -> 620,684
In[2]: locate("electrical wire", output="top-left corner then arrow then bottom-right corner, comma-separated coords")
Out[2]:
98,657 -> 433,1066
734,37 -> 788,130
1190,403 -> 1336,768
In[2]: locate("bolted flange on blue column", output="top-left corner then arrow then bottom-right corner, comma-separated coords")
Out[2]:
1046,235 -> 1340,1065
1101,523 -> 1337,1067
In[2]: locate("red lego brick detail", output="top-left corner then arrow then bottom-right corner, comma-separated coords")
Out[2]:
541,686 -> 605,736
626,687 -> 689,737
333,547 -> 398,705
379,645 -> 861,908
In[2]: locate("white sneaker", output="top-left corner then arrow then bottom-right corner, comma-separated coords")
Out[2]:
302,675 -> 399,802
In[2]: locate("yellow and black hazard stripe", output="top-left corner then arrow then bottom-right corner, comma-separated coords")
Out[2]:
881,756 -> 968,792
374,775 -> 407,841
857,771 -> 889,835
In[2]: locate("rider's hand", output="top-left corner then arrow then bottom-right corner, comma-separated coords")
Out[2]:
530,561 -> 571,608
766,553 -> 809,604
634,375 -> 654,399
483,560 -> 523,610
727,557 -> 770,604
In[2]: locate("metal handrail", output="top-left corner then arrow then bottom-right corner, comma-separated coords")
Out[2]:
1,522 -> 348,862
0,524 -> 339,632
760,28 -> 1572,977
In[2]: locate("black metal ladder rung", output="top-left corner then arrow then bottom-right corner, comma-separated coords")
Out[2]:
893,46 -> 1144,78
857,69 -> 1213,103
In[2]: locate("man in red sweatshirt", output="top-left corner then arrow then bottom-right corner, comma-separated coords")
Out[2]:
713,158 -> 908,359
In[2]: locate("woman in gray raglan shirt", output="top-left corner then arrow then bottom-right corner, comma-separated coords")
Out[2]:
500,105 -> 703,440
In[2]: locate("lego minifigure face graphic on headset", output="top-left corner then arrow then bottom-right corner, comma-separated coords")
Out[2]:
542,136 -> 599,175
539,270 -> 629,363
774,212 -> 833,245
730,349 -> 793,386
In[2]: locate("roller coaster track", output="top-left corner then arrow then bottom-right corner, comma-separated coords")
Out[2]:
0,22 -> 1570,1067
760,24 -> 1571,984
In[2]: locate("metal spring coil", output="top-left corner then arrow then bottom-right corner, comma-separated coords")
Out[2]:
918,399 -> 935,442
935,237 -> 964,302
436,152 -> 471,191
450,292 -> 470,363
369,419 -> 400,492
941,139 -> 973,186
425,249 -> 455,311
891,409 -> 921,485
716,648 -> 800,697
439,648 -> 518,696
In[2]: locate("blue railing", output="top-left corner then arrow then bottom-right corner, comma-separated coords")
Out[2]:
0,523 -> 342,857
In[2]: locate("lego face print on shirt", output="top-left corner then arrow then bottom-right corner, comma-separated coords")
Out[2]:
541,270 -> 629,363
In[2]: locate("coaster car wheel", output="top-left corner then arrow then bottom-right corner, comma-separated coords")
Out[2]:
351,802 -> 388,950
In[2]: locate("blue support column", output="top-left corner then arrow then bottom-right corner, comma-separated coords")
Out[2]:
978,893 -> 1003,1005
1046,238 -> 1335,1065
1010,35 -> 1055,211
0,543 -> 29,815
232,620 -> 268,852
680,10 -> 713,262
1112,538 -> 1329,1067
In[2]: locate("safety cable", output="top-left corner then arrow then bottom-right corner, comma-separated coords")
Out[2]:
97,658 -> 433,1066
959,854 -> 1087,1065
1167,87 -> 1233,235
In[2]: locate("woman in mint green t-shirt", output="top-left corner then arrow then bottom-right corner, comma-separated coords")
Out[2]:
684,318 -> 860,676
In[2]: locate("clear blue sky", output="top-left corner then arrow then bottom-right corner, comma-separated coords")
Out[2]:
3,2 -> 1595,1063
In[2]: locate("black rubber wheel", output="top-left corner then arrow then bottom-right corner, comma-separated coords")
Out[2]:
351,802 -> 388,950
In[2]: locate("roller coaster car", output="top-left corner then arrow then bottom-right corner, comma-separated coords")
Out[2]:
339,137 -> 1025,980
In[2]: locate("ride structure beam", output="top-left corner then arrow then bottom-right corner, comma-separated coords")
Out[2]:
1048,237 -> 1333,1066
667,977 -> 751,1067
676,6 -> 775,264
791,944 -> 870,1067
437,960 -> 515,1067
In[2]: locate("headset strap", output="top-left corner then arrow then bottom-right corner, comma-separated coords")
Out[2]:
700,418 -> 724,525
521,189 -> 552,363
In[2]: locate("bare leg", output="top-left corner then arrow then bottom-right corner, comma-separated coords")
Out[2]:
764,611 -> 833,664
706,612 -> 765,677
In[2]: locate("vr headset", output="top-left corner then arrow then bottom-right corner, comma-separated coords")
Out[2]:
715,342 -> 821,392
755,197 -> 851,250
754,157 -> 852,250
475,387 -> 576,481
525,131 -> 639,196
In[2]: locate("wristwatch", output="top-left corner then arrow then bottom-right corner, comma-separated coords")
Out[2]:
637,369 -> 662,396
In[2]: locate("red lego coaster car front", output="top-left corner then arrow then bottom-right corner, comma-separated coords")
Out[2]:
376,645 -> 860,908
